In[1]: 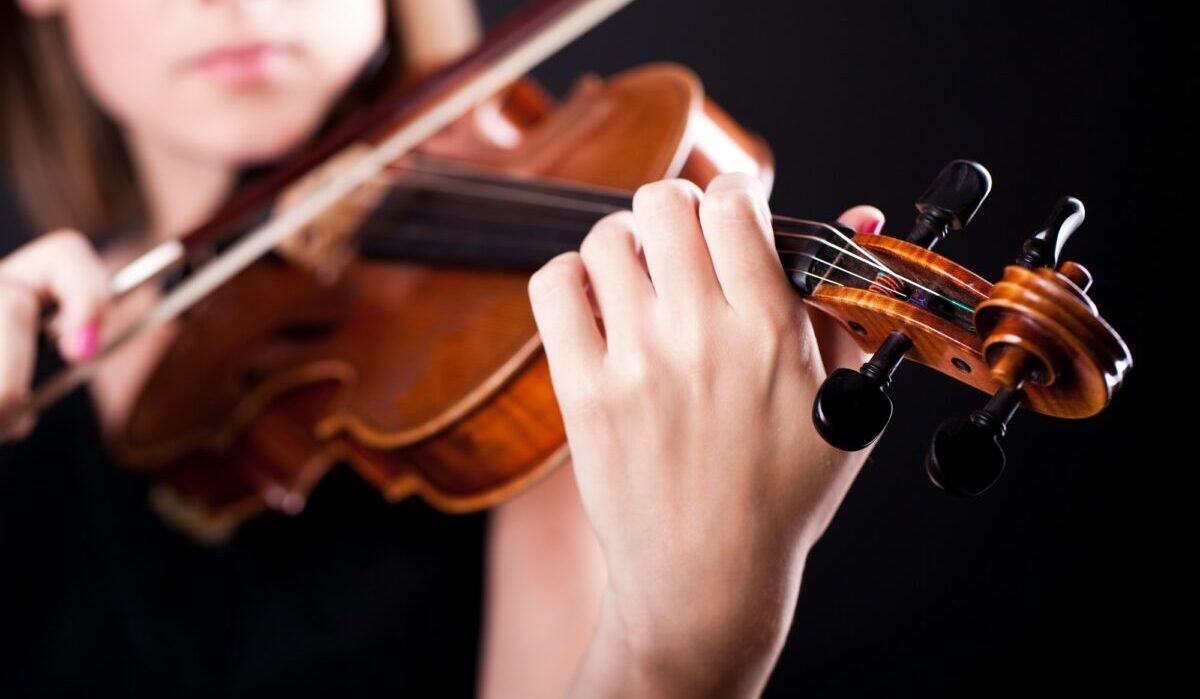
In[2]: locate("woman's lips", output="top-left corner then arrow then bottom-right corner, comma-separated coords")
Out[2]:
193,43 -> 295,87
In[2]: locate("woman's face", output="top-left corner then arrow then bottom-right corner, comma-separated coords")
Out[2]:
21,0 -> 387,165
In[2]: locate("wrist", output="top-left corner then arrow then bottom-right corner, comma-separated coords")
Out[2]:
574,554 -> 808,699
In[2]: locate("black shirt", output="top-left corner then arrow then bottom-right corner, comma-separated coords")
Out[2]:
0,205 -> 488,698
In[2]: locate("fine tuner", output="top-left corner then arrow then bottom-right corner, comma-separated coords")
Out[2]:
808,160 -> 1131,495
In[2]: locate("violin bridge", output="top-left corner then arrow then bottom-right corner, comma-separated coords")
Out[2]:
274,143 -> 390,283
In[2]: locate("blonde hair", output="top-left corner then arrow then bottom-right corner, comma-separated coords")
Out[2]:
0,3 -> 409,237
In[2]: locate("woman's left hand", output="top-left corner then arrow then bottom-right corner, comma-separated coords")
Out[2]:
529,173 -> 884,698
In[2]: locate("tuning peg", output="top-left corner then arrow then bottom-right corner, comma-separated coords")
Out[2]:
1015,196 -> 1085,269
813,331 -> 911,451
907,160 -> 993,249
926,387 -> 1022,496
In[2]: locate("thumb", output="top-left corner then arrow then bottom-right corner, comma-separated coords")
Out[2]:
836,205 -> 885,236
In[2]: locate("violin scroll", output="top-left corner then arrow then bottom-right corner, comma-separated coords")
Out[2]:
928,197 -> 1132,494
808,168 -> 1132,497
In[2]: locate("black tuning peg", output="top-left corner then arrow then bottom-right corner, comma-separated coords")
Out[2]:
813,331 -> 912,451
907,160 -> 993,250
926,387 -> 1022,497
1015,196 -> 1085,269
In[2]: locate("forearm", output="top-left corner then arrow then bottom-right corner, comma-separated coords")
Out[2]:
478,464 -> 607,699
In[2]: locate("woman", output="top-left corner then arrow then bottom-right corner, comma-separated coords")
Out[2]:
0,1 -> 883,696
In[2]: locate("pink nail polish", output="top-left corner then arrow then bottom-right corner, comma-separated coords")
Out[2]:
72,323 -> 99,360
862,219 -> 884,235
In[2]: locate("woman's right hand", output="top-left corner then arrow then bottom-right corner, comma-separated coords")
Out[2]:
0,230 -> 109,441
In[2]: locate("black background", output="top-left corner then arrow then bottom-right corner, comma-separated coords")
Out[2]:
473,0 -> 1166,694
0,0 -> 1170,695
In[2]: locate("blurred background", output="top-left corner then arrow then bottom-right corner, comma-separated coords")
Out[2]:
472,0 -> 1163,694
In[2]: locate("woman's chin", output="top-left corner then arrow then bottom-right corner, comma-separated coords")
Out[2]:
180,119 -> 323,169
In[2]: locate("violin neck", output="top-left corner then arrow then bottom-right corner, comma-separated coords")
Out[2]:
355,161 -> 840,295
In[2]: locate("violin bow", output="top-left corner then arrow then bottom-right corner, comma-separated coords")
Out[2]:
3,0 -> 636,437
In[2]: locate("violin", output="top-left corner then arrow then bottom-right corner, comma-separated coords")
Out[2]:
8,0 -> 1131,542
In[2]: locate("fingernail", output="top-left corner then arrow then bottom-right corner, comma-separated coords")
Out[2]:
71,323 -> 99,361
862,219 -> 884,235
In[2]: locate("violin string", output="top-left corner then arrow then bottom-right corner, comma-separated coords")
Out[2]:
354,170 -> 903,280
778,251 -> 910,301
374,170 -> 625,217
350,167 -> 916,283
778,214 -> 890,275
334,158 -> 976,315
774,222 -> 975,315
401,155 -> 639,204
347,168 -> 887,292
396,160 -> 978,315
775,232 -> 974,315
428,166 -> 975,315
787,269 -> 846,288
352,213 -> 910,308
355,217 -> 873,293
365,158 -> 643,217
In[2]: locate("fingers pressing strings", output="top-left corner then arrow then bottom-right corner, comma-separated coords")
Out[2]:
343,161 -> 978,314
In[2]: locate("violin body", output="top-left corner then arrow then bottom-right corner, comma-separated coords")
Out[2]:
119,65 -> 774,541
105,65 -> 1130,538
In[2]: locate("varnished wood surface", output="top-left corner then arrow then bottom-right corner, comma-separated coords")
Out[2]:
806,234 -> 1131,419
976,264 -> 1131,417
